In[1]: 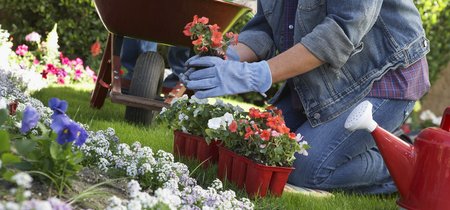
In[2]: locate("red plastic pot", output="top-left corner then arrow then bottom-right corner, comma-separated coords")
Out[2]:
173,130 -> 187,157
196,139 -> 221,166
173,130 -> 220,166
217,145 -> 237,181
245,161 -> 294,197
184,135 -> 199,159
231,155 -> 250,188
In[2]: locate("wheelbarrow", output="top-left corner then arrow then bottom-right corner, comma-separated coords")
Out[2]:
90,0 -> 251,125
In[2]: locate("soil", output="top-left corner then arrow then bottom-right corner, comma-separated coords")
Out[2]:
421,62 -> 450,116
0,168 -> 129,210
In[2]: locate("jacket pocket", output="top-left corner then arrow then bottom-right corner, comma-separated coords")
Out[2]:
298,0 -> 325,11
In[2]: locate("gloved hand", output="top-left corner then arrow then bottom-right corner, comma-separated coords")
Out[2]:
182,56 -> 272,99
179,48 -> 239,86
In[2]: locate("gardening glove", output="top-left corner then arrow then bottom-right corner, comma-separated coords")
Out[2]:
182,56 -> 272,99
179,47 -> 240,84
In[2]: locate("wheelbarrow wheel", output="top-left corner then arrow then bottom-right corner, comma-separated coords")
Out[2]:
125,51 -> 165,125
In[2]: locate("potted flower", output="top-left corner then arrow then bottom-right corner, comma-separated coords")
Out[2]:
156,95 -> 245,165
206,106 -> 309,197
183,15 -> 239,59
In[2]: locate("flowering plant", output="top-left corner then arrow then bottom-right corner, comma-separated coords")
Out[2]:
0,97 -> 87,196
2,24 -> 97,85
206,106 -> 309,167
156,95 -> 245,143
183,15 -> 239,58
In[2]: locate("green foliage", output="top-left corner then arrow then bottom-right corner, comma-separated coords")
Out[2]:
415,0 -> 450,83
0,0 -> 106,64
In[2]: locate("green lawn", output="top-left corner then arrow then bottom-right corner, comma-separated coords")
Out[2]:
31,85 -> 398,210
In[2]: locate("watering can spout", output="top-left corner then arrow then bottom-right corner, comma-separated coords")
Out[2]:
345,101 -> 415,198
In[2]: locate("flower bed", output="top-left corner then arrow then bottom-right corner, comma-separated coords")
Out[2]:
0,27 -> 254,208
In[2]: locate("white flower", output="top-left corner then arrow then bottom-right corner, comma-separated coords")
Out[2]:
11,172 -> 33,188
155,188 -> 181,209
170,94 -> 188,105
127,180 -> 142,198
189,95 -> 208,104
25,32 -> 41,43
432,116 -> 442,126
160,107 -> 167,114
127,200 -> 142,210
295,133 -> 304,142
23,190 -> 32,198
208,117 -> 223,130
420,110 -> 436,121
298,141 -> 309,156
222,112 -> 234,126
0,97 -> 6,109
5,202 -> 19,210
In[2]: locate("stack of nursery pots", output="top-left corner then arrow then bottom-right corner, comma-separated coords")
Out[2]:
206,106 -> 309,197
156,95 -> 245,167
157,96 -> 310,197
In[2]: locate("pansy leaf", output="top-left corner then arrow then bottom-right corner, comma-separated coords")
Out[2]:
50,140 -> 64,160
1,153 -> 21,165
0,109 -> 7,125
0,130 -> 10,153
15,138 -> 37,156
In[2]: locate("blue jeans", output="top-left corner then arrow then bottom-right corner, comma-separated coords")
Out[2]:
120,38 -> 157,80
164,46 -> 194,88
274,93 -> 415,194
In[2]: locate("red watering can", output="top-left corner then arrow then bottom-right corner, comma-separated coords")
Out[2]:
345,101 -> 450,210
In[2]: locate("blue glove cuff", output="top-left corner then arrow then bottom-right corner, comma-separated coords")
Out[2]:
248,61 -> 272,95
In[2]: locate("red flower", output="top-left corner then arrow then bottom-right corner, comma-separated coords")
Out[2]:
41,69 -> 48,79
90,40 -> 102,57
229,120 -> 237,133
260,130 -> 271,141
119,69 -> 125,75
211,31 -> 223,48
209,24 -> 220,32
197,16 -> 209,24
289,132 -> 296,140
244,126 -> 254,139
183,22 -> 193,36
192,35 -> 203,46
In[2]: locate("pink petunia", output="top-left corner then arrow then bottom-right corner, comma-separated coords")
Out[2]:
15,44 -> 29,56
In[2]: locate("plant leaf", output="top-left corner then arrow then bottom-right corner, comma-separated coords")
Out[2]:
0,130 -> 10,153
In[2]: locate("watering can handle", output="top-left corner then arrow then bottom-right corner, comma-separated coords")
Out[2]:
440,106 -> 450,131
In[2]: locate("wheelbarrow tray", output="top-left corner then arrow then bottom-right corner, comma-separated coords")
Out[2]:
94,0 -> 251,47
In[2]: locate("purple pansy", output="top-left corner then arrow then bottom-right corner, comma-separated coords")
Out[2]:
50,114 -> 87,146
20,106 -> 40,134
48,98 -> 68,117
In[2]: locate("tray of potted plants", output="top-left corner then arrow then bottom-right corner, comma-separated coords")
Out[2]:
156,95 -> 245,166
205,106 -> 310,197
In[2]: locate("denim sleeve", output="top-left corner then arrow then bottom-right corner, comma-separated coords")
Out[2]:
238,1 -> 276,60
300,1 -> 383,69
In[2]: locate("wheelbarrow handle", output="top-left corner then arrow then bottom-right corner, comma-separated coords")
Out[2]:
440,106 -> 450,131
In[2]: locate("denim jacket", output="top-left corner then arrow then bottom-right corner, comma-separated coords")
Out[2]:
238,0 -> 430,127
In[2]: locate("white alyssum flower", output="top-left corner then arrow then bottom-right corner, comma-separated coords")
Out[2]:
127,200 -> 142,210
155,188 -> 181,209
0,97 -> 6,109
127,180 -> 142,198
5,202 -> 19,210
11,172 -> 33,188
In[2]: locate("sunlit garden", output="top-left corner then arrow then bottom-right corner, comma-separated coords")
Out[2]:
1,0 -> 449,209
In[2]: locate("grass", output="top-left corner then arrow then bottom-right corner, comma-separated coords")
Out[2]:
31,84 -> 399,210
